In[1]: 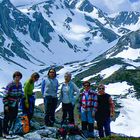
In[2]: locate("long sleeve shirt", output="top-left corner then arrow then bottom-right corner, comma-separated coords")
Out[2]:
3,81 -> 23,107
78,89 -> 98,114
109,96 -> 115,115
41,77 -> 59,98
24,79 -> 34,102
60,81 -> 80,104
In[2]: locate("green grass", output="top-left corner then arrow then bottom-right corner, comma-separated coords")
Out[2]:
100,136 -> 140,140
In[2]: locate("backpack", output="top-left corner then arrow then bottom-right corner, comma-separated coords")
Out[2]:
56,123 -> 82,139
9,115 -> 30,136
21,115 -> 30,134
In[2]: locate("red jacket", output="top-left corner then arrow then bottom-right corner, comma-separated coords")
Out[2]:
78,90 -> 97,113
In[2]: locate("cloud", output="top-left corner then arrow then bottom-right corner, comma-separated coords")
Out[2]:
131,1 -> 140,11
10,0 -> 140,13
89,0 -> 140,13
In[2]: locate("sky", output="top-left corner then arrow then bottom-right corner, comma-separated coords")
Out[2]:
10,0 -> 140,14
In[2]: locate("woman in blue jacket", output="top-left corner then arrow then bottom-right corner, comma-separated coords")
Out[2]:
41,68 -> 59,127
60,72 -> 80,125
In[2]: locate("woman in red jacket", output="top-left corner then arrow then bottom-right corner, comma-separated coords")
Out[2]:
78,81 -> 97,138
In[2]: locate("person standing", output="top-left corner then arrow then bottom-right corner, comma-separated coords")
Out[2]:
3,71 -> 23,137
60,72 -> 80,125
41,68 -> 59,127
78,81 -> 97,138
95,84 -> 115,138
21,72 -> 40,124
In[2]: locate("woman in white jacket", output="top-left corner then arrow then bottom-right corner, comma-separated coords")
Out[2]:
60,72 -> 80,125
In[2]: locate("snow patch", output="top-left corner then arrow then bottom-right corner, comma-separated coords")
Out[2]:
105,82 -> 134,96
126,66 -> 136,70
35,98 -> 43,106
111,97 -> 140,137
114,47 -> 140,60
82,65 -> 122,81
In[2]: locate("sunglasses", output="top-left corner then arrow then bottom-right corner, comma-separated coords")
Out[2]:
98,88 -> 105,90
49,71 -> 55,73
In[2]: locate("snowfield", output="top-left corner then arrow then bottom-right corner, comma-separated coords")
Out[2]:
105,82 -> 140,137
111,97 -> 140,137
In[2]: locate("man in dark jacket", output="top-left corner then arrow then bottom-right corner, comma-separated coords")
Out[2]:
95,84 -> 115,138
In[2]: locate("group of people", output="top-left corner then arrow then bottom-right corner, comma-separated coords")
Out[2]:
2,68 -> 115,139
2,71 -> 40,138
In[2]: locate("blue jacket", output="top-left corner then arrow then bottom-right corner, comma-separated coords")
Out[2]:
60,81 -> 80,105
41,77 -> 59,98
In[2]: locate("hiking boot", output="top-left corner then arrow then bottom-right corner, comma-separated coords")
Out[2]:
2,133 -> 8,138
4,135 -> 18,139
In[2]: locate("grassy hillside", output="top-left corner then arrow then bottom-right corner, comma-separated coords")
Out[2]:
73,58 -> 140,98
102,69 -> 140,98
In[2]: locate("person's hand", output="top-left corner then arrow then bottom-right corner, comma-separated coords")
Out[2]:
92,111 -> 95,118
111,112 -> 115,118
25,100 -> 29,109
5,106 -> 9,112
25,103 -> 29,109
78,114 -> 81,119
71,102 -> 75,107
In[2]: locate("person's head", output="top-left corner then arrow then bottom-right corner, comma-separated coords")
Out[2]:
64,72 -> 71,83
83,81 -> 91,91
98,84 -> 105,95
13,71 -> 22,83
30,72 -> 40,82
48,68 -> 56,79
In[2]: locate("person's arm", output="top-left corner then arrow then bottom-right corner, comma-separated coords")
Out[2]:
73,83 -> 80,103
92,92 -> 98,117
3,83 -> 12,106
24,81 -> 31,108
109,97 -> 115,117
59,84 -> 63,101
77,94 -> 82,115
56,79 -> 59,93
24,82 -> 30,100
41,79 -> 46,97
19,83 -> 24,98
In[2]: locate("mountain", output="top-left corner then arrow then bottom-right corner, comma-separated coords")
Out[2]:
72,28 -> 140,91
109,11 -> 140,27
0,0 -> 140,136
0,0 -> 121,86
69,29 -> 140,137
1,0 -> 140,73
108,11 -> 140,35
